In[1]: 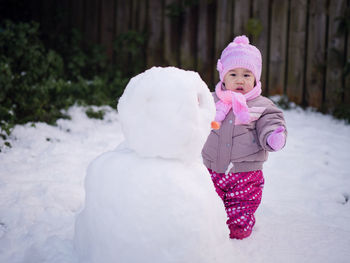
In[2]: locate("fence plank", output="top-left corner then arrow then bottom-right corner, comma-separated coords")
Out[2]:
164,0 -> 180,67
115,0 -> 131,36
84,0 -> 100,44
40,0 -> 56,34
180,3 -> 198,70
135,0 -> 148,71
305,0 -> 327,109
345,28 -> 350,104
213,0 -> 235,85
71,0 -> 85,33
215,0 -> 234,64
58,0 -> 71,30
100,0 -> 115,60
135,0 -> 147,32
129,0 -> 147,32
131,0 -> 138,30
268,0 -> 288,95
197,0 -> 215,87
208,0 -> 217,88
286,0 -> 307,104
29,0 -> 42,23
147,0 -> 164,67
325,0 -> 346,110
233,0 -> 251,36
252,0 -> 269,93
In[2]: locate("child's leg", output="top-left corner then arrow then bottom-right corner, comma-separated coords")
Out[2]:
207,168 -> 226,201
225,170 -> 264,239
207,169 -> 264,239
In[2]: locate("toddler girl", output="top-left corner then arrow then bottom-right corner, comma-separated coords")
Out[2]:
202,35 -> 287,240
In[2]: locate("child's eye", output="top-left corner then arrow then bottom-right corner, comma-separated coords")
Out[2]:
230,73 -> 236,77
244,74 -> 251,77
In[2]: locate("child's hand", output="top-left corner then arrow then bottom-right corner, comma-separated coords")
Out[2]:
267,126 -> 286,151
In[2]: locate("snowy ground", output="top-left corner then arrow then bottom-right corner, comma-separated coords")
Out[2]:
0,104 -> 350,263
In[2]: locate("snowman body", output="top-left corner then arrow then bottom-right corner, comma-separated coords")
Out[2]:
74,67 -> 228,263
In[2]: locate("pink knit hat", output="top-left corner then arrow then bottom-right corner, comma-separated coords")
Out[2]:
217,35 -> 262,83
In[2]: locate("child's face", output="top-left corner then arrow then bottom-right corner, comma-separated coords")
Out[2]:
223,68 -> 255,94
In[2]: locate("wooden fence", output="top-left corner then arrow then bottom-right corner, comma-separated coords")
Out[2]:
29,0 -> 350,110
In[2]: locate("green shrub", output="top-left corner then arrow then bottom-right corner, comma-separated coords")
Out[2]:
0,21 -> 67,138
85,107 -> 105,120
51,28 -> 108,81
245,18 -> 263,39
333,104 -> 350,124
114,30 -> 147,77
0,20 -> 128,147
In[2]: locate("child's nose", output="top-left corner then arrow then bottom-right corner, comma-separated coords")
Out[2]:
235,76 -> 244,83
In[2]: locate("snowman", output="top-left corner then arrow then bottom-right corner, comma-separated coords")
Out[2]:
74,67 -> 229,263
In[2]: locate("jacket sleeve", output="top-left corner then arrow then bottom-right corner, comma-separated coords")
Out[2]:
255,103 -> 287,152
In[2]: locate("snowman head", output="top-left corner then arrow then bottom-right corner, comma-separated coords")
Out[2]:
117,67 -> 215,161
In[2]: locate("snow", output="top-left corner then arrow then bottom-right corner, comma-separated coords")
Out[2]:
74,67 -> 226,263
74,149 -> 229,263
0,105 -> 123,263
117,67 -> 215,160
0,68 -> 349,262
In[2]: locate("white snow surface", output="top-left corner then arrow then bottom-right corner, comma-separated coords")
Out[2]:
0,71 -> 350,262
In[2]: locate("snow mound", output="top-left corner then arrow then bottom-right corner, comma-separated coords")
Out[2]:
117,66 -> 215,160
73,67 -> 229,263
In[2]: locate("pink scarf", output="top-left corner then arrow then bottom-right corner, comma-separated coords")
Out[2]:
215,81 -> 262,124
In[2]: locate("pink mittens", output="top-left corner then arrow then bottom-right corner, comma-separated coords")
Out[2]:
267,126 -> 286,151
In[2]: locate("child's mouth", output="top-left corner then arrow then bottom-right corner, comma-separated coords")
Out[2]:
236,87 -> 244,91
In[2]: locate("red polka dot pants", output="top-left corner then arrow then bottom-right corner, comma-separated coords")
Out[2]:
208,169 -> 264,239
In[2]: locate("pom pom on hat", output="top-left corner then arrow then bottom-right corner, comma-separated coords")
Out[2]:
233,35 -> 249,45
216,35 -> 262,83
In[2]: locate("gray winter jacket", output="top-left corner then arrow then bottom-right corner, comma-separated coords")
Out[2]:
202,94 -> 287,173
